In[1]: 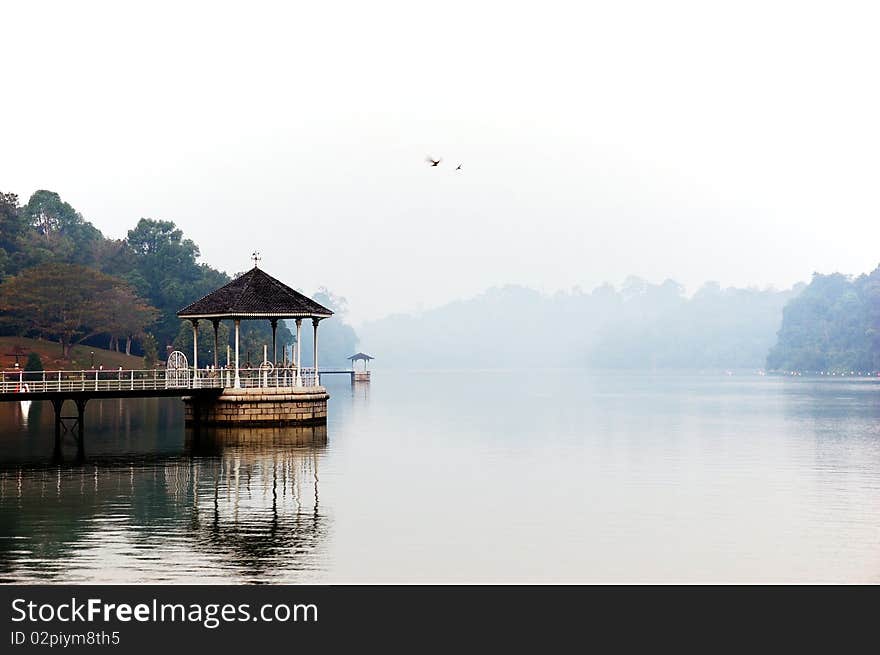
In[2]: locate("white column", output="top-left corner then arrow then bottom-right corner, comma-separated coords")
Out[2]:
192,320 -> 199,384
312,318 -> 320,387
295,319 -> 302,387
234,319 -> 241,388
212,320 -> 220,368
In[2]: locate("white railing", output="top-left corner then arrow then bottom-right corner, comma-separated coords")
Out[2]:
0,366 -> 324,395
228,367 -> 319,389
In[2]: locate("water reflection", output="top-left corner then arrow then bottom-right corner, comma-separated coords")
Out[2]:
186,426 -> 328,581
2,373 -> 880,583
0,424 -> 328,584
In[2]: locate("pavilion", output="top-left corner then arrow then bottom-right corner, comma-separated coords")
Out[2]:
348,352 -> 374,371
348,352 -> 374,382
177,264 -> 333,388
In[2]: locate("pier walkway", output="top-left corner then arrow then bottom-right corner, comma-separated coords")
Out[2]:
0,366 -> 357,401
1,366 -> 356,461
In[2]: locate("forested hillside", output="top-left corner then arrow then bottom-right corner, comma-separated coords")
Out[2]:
0,189 -> 357,365
766,267 -> 880,373
586,279 -> 802,369
359,278 -> 800,370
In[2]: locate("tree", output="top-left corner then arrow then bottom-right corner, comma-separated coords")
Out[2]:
92,238 -> 135,278
767,269 -> 877,372
21,191 -> 102,267
0,263 -> 120,358
0,191 -> 27,280
97,285 -> 160,355
125,218 -> 229,348
142,332 -> 159,368
24,352 -> 43,372
863,265 -> 880,370
0,188 -> 362,364
26,191 -> 93,242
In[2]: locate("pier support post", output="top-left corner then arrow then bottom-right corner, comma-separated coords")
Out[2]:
51,398 -> 64,461
191,396 -> 202,434
74,398 -> 87,461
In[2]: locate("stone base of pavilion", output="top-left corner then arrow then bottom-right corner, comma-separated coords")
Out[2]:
353,371 -> 371,382
182,386 -> 329,426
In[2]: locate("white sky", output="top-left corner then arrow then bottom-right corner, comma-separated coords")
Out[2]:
2,1 -> 878,325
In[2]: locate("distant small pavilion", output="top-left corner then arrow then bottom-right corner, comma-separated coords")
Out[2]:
348,353 -> 374,372
177,262 -> 333,388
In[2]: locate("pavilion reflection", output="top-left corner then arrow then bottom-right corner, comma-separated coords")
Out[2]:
183,425 -> 329,580
0,423 -> 330,583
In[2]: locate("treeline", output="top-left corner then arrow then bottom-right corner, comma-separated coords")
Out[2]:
766,266 -> 880,373
586,279 -> 802,369
0,189 -> 357,366
359,278 -> 800,370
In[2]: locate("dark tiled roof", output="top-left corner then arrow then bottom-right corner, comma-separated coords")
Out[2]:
348,352 -> 374,360
177,267 -> 333,318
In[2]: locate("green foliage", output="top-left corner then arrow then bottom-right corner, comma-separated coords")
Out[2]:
123,219 -> 230,348
767,266 -> 880,372
0,263 -> 117,357
23,190 -> 103,267
238,321 -> 294,366
0,263 -> 159,359
175,320 -> 296,367
24,351 -> 43,372
1,187 -> 358,365
0,191 -> 28,281
173,320 -> 232,366
99,285 -> 160,354
141,332 -> 159,368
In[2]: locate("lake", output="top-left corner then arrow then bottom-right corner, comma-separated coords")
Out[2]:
1,371 -> 879,583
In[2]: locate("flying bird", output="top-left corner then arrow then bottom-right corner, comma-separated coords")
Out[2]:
455,164 -> 462,171
426,157 -> 441,167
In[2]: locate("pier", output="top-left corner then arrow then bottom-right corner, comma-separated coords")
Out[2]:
0,364 -> 361,458
0,261 -> 364,455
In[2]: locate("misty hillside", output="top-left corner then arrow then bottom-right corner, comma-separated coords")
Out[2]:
358,278 -> 802,370
767,266 -> 880,373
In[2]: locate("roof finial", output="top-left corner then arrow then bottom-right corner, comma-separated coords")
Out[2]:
251,251 -> 261,268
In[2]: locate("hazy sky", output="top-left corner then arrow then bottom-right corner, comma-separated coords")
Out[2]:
2,1 -> 878,324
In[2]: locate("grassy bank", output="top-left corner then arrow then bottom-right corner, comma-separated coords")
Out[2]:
0,337 -> 146,371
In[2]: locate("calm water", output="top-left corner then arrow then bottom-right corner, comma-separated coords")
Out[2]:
1,371 -> 879,583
